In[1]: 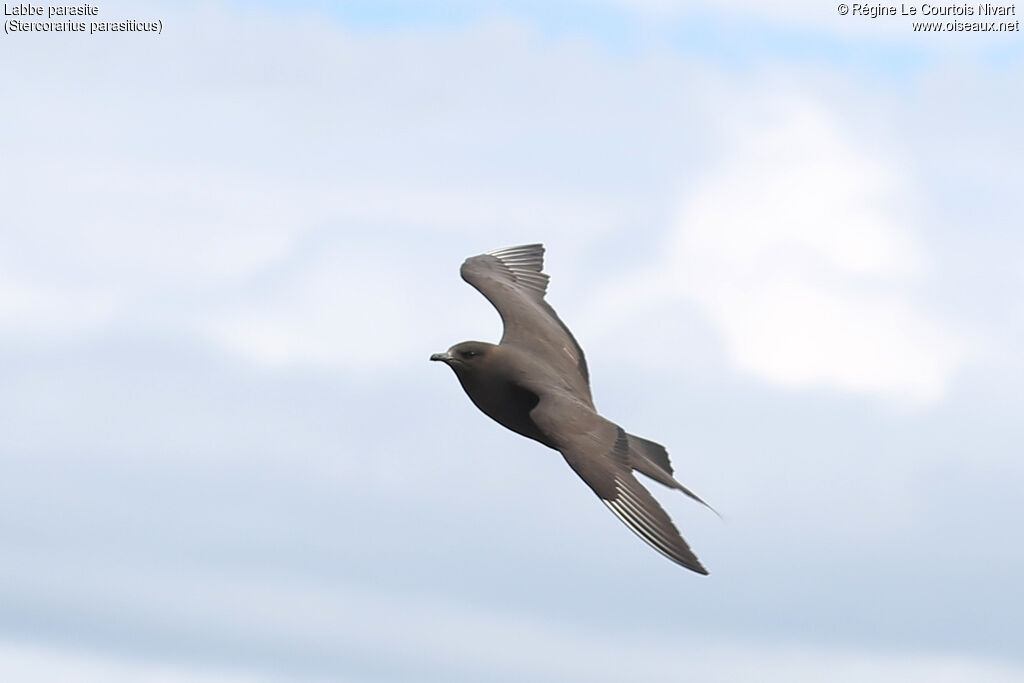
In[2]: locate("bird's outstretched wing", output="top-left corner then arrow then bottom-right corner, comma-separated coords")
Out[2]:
460,244 -> 592,405
530,394 -> 708,574
571,426 -> 707,574
601,462 -> 709,573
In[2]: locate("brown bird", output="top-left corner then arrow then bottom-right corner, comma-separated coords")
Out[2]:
431,244 -> 713,574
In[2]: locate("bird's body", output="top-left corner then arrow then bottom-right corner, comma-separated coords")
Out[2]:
431,244 -> 711,574
448,344 -> 550,446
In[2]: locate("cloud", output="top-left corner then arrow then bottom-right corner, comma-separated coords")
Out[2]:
4,558 -> 1024,683
0,641 -> 267,683
1,9 -> 690,363
2,2 -> 1021,679
201,246 -> 431,370
599,93 -> 967,405
4,639 -> 1021,683
0,274 -> 122,337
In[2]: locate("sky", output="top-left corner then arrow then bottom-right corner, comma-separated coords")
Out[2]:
2,0 -> 1023,681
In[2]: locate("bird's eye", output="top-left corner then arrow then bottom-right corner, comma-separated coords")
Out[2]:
461,350 -> 479,359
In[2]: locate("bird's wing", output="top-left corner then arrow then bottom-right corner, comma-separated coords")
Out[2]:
460,244 -> 592,405
529,395 -> 708,574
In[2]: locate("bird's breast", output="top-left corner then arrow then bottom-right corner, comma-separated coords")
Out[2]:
456,374 -> 551,447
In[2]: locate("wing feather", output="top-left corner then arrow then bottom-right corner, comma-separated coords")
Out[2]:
460,244 -> 591,403
603,472 -> 708,574
532,404 -> 709,575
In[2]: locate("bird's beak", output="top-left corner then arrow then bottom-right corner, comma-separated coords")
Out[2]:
430,352 -> 454,363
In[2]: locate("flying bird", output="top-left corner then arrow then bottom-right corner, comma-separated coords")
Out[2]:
431,244 -> 713,574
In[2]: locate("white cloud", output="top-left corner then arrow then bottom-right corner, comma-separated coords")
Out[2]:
0,274 -> 122,336
4,639 -> 1021,683
202,249 -> 429,370
4,552 -> 1023,683
598,95 -> 967,404
0,8 -> 669,362
0,641 -> 266,683
0,4 -> 1021,678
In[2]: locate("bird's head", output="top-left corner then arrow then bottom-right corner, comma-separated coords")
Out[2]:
430,341 -> 498,376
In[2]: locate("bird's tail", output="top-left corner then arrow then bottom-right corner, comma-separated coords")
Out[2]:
627,432 -> 720,517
